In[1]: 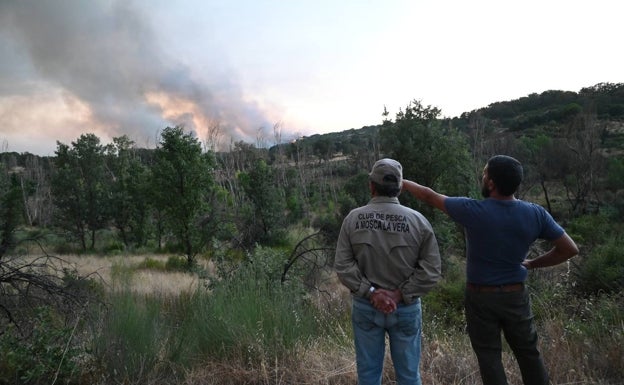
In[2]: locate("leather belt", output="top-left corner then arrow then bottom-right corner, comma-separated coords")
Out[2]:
466,282 -> 524,293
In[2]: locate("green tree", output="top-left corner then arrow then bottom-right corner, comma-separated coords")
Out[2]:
520,134 -> 558,213
52,134 -> 110,251
151,126 -> 215,266
343,172 -> 371,208
380,100 -> 473,215
238,159 -> 286,247
0,169 -> 23,258
106,136 -> 152,248
606,156 -> 624,191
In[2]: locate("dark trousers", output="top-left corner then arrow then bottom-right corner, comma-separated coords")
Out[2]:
465,287 -> 549,385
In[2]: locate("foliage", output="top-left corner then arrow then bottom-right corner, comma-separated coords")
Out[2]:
165,255 -> 192,272
422,262 -> 466,331
2,84 -> 624,384
2,83 -> 623,258
151,126 -> 216,265
2,247 -> 622,384
0,170 -> 23,258
237,159 -> 287,247
565,293 -> 624,380
563,213 -> 624,295
572,237 -> 624,296
0,307 -> 81,385
380,99 -> 473,218
86,246 -> 339,383
606,156 -> 624,190
106,136 -> 153,248
135,257 -> 167,271
530,287 -> 624,382
189,247 -> 323,361
566,212 -> 613,246
93,292 -> 163,383
342,172 -> 371,208
52,134 -> 110,251
452,82 -> 624,132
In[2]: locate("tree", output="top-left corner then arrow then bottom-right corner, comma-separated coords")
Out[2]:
0,168 -> 23,258
151,126 -> 215,266
106,136 -> 151,248
560,112 -> 606,214
238,159 -> 286,247
10,154 -> 54,227
52,134 -> 110,251
520,134 -> 558,213
380,100 -> 473,215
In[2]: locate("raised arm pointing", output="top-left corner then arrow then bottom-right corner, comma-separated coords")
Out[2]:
402,179 -> 448,213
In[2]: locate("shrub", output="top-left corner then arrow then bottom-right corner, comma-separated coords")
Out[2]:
136,256 -> 167,270
0,307 -> 81,384
572,237 -> 624,296
566,212 -> 612,246
423,262 -> 466,331
166,255 -> 190,271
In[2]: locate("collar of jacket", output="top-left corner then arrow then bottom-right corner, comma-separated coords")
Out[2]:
368,196 -> 400,204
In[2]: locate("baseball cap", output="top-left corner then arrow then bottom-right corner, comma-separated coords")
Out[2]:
369,158 -> 403,188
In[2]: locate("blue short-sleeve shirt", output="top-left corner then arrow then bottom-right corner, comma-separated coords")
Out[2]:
444,197 -> 564,285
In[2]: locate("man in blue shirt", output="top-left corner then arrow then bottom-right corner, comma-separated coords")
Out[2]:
402,155 -> 579,385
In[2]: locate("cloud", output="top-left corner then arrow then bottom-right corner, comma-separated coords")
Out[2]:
0,0 -> 276,154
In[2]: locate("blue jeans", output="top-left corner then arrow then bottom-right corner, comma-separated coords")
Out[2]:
465,287 -> 549,385
351,296 -> 422,385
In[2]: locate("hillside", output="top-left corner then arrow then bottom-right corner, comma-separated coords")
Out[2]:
268,82 -> 624,163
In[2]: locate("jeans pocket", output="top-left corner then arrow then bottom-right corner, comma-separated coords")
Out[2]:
397,311 -> 419,336
352,305 -> 377,331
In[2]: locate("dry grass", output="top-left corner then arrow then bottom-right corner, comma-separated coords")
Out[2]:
12,254 -> 617,385
162,331 -> 618,385
57,254 -> 212,295
180,339 -> 359,385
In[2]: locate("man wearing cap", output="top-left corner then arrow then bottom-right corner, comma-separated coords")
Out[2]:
334,158 -> 442,385
402,155 -> 579,385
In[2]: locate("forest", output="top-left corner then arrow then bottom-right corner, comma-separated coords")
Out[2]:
0,82 -> 623,384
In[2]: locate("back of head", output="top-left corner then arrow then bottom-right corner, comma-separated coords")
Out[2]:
487,155 -> 523,196
369,158 -> 403,197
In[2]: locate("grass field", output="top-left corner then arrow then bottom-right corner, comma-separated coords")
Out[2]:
2,252 -> 622,384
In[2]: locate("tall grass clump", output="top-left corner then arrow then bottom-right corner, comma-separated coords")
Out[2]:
195,246 -> 326,361
533,291 -> 624,384
93,291 -> 165,382
525,264 -> 624,384
89,246 -> 344,384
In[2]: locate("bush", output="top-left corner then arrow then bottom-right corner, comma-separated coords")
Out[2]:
136,256 -> 167,270
572,237 -> 624,296
87,246 -> 337,383
566,212 -> 612,246
0,307 -> 81,384
166,255 -> 191,271
423,262 -> 466,331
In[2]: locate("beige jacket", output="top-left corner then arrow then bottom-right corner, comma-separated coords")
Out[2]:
334,196 -> 442,304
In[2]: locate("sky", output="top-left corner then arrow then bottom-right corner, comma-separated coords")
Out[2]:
1,0 -> 622,156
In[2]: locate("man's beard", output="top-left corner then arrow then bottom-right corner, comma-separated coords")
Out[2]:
481,184 -> 490,198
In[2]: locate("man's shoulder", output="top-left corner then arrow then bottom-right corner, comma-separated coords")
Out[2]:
512,199 -> 549,212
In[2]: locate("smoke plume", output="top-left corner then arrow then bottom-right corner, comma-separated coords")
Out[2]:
0,0 -> 276,154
